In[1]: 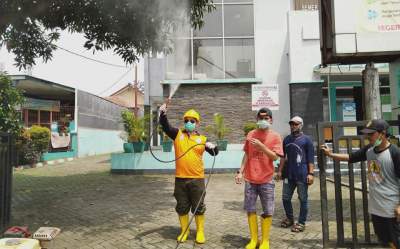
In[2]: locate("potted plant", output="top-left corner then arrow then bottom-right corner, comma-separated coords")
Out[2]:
119,131 -> 133,153
121,110 -> 148,153
243,122 -> 257,136
158,126 -> 173,152
205,113 -> 231,151
58,114 -> 71,136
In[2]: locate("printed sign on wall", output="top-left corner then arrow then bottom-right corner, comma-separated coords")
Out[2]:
358,0 -> 400,32
252,84 -> 279,111
342,101 -> 357,136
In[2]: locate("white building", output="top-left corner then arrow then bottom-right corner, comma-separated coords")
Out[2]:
145,0 -> 393,143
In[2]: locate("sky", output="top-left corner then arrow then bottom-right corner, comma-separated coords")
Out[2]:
0,31 -> 144,97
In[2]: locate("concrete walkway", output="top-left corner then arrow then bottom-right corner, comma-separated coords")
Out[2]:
11,154 -> 383,248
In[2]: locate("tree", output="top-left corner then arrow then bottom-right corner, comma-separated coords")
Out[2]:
0,73 -> 24,135
0,0 -> 215,69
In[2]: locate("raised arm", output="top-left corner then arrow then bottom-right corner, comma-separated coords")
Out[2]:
159,104 -> 179,140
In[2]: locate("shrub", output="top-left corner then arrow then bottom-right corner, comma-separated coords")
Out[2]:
243,122 -> 257,136
29,125 -> 51,153
16,126 -> 50,165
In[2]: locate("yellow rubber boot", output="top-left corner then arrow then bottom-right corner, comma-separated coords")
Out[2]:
195,215 -> 206,244
245,213 -> 258,249
259,216 -> 272,249
177,214 -> 190,243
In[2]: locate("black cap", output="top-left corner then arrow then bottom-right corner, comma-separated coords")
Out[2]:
257,108 -> 272,118
360,119 -> 390,134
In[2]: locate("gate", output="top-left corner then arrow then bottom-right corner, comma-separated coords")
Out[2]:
317,120 -> 400,248
0,132 -> 13,233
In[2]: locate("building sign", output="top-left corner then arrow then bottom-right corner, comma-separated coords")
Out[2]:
358,0 -> 400,32
295,0 -> 319,11
23,98 -> 60,112
342,101 -> 357,135
251,84 -> 279,111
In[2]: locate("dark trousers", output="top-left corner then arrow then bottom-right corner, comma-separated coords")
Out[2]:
371,214 -> 400,248
282,179 -> 308,225
174,178 -> 206,215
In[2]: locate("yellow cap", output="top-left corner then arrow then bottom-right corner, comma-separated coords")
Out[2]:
183,109 -> 200,122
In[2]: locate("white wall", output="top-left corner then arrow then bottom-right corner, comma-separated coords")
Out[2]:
288,11 -> 321,82
77,127 -> 124,157
254,0 -> 292,135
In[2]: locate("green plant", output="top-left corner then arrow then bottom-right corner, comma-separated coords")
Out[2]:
58,114 -> 71,135
243,122 -> 257,136
29,125 -> 51,153
121,110 -> 149,142
16,126 -> 50,165
0,73 -> 25,135
205,113 -> 231,140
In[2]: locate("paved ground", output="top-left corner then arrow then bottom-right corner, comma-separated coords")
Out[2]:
10,154 -> 385,248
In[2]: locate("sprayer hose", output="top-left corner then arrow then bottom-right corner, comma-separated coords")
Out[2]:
147,122 -> 217,249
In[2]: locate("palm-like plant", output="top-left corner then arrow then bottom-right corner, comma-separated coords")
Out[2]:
205,113 -> 231,140
121,110 -> 149,142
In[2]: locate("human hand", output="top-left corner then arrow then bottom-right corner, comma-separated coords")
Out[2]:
235,171 -> 243,184
205,142 -> 216,149
248,138 -> 265,150
274,171 -> 282,181
320,144 -> 332,157
159,103 -> 167,114
395,205 -> 400,222
307,174 -> 314,185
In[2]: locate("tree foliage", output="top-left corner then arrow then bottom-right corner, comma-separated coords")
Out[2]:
0,0 -> 215,69
0,73 -> 24,135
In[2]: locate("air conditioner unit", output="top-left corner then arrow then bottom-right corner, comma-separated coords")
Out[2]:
237,59 -> 251,74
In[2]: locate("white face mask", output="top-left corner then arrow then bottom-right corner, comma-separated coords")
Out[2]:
257,120 -> 271,129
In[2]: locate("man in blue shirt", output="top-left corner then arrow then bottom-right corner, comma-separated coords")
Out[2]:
276,116 -> 315,232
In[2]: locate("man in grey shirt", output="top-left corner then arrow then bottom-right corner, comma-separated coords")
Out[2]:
321,119 -> 400,249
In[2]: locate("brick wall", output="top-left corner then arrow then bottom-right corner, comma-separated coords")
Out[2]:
165,83 -> 258,144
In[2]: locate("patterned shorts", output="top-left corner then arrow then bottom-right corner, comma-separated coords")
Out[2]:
244,180 -> 275,216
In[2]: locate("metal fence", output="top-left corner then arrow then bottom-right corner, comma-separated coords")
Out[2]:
316,120 -> 400,248
0,133 -> 13,233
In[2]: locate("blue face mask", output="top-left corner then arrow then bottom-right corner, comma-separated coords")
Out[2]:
184,122 -> 196,132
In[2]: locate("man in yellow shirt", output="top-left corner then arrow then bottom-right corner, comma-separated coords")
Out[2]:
159,103 -> 218,244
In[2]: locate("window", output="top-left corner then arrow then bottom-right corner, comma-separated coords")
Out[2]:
225,38 -> 255,78
224,5 -> 254,37
166,1 -> 255,80
193,5 -> 223,37
166,39 -> 192,80
193,39 -> 224,79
